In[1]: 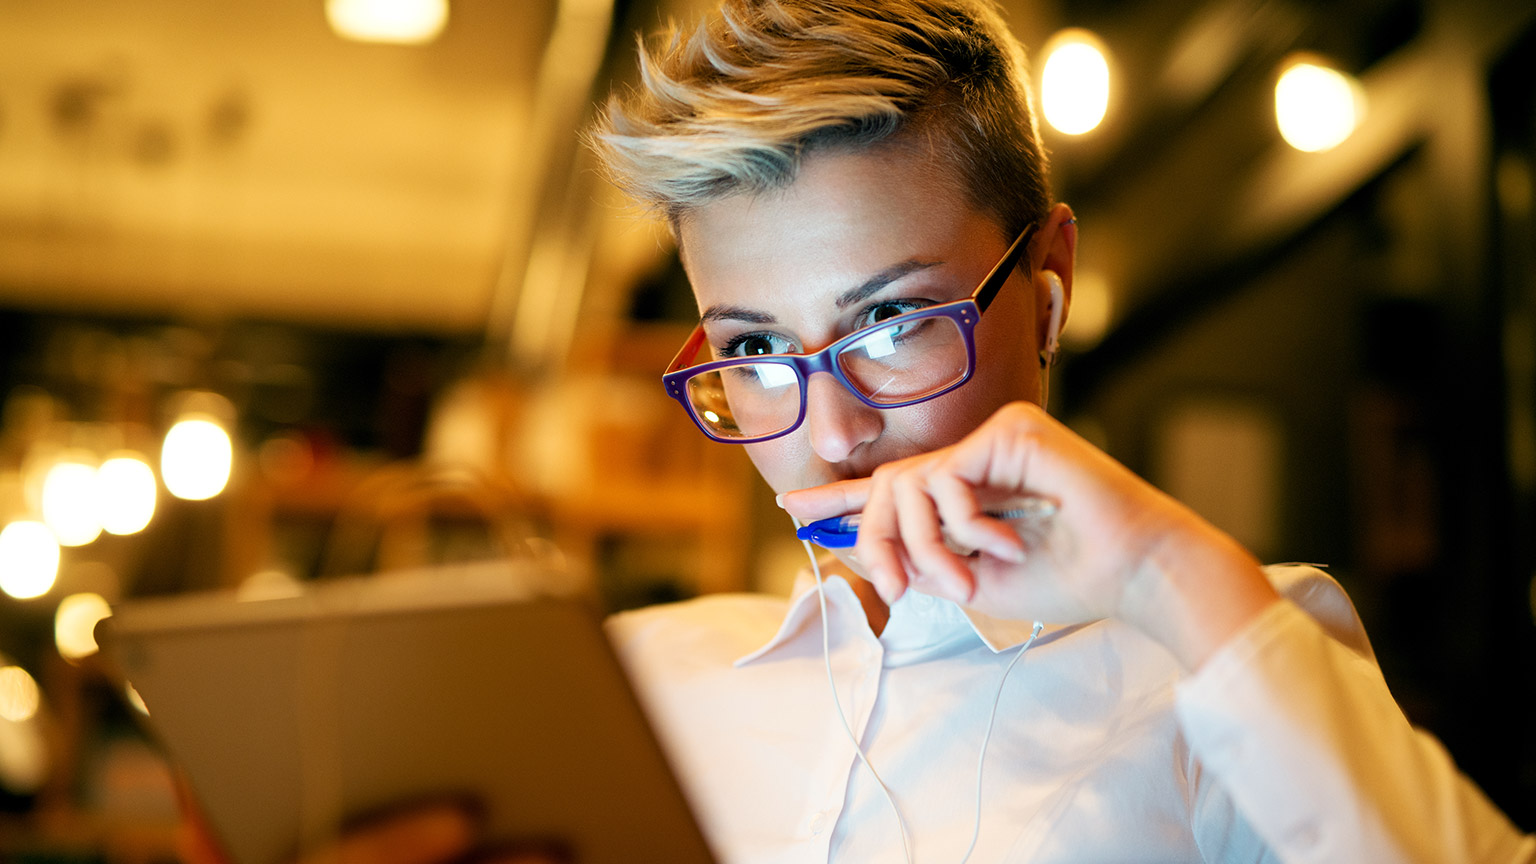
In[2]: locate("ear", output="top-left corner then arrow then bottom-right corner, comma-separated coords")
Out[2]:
1031,205 -> 1077,365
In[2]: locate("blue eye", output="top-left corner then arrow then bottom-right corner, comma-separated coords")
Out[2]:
720,331 -> 796,359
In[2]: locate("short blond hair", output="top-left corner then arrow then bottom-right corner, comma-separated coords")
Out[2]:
590,0 -> 1052,239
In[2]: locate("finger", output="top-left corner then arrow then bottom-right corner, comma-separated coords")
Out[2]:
300,799 -> 480,864
927,469 -> 1027,563
891,473 -> 975,603
853,472 -> 908,604
931,402 -> 1056,498
778,477 -> 872,522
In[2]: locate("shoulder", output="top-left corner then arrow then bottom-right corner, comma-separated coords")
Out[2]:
606,592 -> 791,668
1260,563 -> 1376,661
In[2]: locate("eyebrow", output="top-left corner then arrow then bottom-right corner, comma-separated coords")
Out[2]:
698,258 -> 942,324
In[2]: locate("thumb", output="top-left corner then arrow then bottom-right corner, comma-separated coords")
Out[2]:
299,798 -> 482,864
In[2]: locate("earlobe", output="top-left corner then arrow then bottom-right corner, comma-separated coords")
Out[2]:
1039,269 -> 1065,367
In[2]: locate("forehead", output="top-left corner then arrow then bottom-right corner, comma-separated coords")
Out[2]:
676,144 -> 998,310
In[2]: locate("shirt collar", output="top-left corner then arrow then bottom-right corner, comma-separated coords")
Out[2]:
735,564 -> 1074,666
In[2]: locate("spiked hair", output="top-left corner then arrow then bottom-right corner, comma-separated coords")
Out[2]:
590,0 -> 1052,240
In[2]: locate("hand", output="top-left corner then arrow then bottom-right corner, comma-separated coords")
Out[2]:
296,799 -> 482,864
295,800 -> 570,864
780,401 -> 1279,669
177,789 -> 567,864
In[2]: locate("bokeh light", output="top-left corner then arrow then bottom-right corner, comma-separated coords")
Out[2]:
124,682 -> 150,716
0,521 -> 61,600
1062,270 -> 1114,349
0,665 -> 41,723
1275,59 -> 1363,152
42,459 -> 102,547
96,455 -> 158,535
326,0 -> 448,44
237,569 -> 305,602
1042,31 -> 1111,136
55,592 -> 114,661
161,417 -> 233,501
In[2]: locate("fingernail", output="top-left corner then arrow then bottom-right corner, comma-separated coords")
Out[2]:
774,493 -> 786,509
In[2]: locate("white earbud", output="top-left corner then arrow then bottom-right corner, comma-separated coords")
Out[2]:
1040,270 -> 1065,366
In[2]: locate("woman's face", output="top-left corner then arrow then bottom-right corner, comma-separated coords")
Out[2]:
677,142 -> 1064,496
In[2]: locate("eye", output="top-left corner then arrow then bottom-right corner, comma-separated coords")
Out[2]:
719,331 -> 797,359
855,300 -> 928,332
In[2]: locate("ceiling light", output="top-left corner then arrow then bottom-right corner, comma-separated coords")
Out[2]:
1042,30 -> 1111,136
1275,58 -> 1363,152
96,454 -> 157,535
326,0 -> 449,45
162,417 -> 233,501
42,457 -> 101,547
0,521 -> 60,601
55,593 -> 113,661
0,665 -> 41,723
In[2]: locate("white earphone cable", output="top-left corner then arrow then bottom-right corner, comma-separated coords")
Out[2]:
795,517 -> 915,864
958,619 -> 1043,863
790,513 -> 1043,864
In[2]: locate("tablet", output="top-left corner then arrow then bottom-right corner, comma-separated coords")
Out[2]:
98,562 -> 718,864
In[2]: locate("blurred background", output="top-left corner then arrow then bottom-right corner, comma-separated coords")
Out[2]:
1,0 -> 1533,859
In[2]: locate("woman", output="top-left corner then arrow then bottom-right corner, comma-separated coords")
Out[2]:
588,0 -> 1532,861
248,2 -> 1527,862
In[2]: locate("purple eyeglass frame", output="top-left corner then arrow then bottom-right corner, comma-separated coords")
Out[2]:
662,222 -> 1039,444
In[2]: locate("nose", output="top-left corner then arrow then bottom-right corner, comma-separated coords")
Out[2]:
802,373 -> 882,463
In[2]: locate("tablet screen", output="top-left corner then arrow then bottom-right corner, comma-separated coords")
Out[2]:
99,564 -> 718,864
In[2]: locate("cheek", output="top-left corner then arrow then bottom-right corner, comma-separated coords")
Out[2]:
743,437 -> 805,493
888,385 -> 1006,450
971,335 -> 1040,406
970,294 -> 1042,404
883,329 -> 1038,448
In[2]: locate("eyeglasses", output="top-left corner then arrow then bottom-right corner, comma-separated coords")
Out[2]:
662,223 -> 1038,444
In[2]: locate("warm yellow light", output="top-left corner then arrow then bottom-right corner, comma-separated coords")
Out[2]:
125,682 -> 150,715
237,569 -> 305,602
0,521 -> 60,600
161,417 -> 233,501
1062,270 -> 1114,349
1042,32 -> 1110,135
1275,60 -> 1362,152
96,455 -> 157,535
0,665 -> 40,722
55,593 -> 113,661
42,459 -> 101,547
0,661 -> 47,791
326,0 -> 448,44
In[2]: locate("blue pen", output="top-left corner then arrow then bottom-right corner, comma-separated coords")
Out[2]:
795,514 -> 864,548
795,497 -> 1058,550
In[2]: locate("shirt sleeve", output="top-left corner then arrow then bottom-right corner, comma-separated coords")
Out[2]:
1176,595 -> 1534,864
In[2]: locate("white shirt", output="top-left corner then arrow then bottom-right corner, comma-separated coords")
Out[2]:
607,564 -> 1533,864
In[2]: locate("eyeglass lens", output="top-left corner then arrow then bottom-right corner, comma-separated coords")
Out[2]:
683,311 -> 971,440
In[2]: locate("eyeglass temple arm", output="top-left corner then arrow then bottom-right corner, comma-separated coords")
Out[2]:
665,324 -> 709,374
973,223 -> 1038,314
